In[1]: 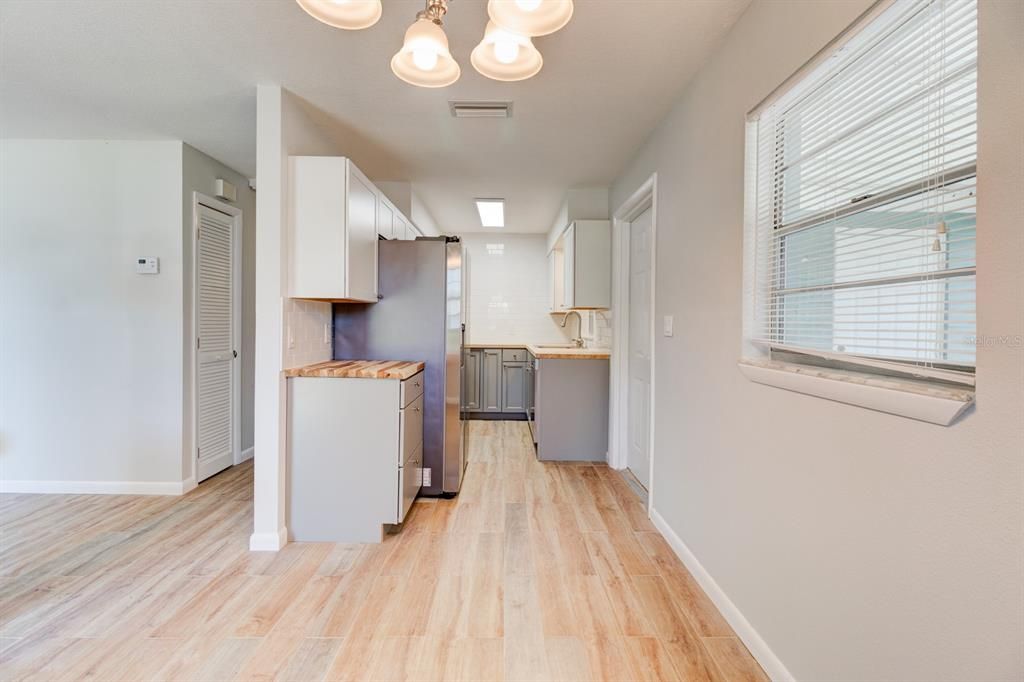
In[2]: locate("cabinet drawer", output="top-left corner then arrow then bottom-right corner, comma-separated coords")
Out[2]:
401,372 -> 424,407
399,393 -> 424,464
398,443 -> 422,522
502,349 -> 527,363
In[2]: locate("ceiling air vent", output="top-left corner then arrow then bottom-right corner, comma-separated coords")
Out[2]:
449,100 -> 513,119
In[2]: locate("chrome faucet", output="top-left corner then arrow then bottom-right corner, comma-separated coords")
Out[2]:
559,310 -> 585,348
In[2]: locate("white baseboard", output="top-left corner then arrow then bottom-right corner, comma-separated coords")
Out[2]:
650,507 -> 795,682
0,477 -> 196,496
237,446 -> 254,464
249,526 -> 288,551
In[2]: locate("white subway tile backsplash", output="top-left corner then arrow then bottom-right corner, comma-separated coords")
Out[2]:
462,234 -> 573,346
284,298 -> 332,368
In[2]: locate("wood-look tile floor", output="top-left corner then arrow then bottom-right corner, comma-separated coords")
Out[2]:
0,421 -> 767,681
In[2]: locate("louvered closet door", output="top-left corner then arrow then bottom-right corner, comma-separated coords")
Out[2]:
196,203 -> 237,482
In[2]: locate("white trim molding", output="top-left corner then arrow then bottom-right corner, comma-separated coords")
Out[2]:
1,477 -> 197,496
249,527 -> 288,552
610,173 -> 658,513
738,359 -> 973,426
650,507 -> 796,682
237,446 -> 254,464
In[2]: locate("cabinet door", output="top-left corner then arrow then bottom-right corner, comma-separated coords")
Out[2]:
502,363 -> 526,413
395,215 -> 409,240
377,196 -> 394,240
462,349 -> 482,410
287,156 -> 347,299
481,350 -> 502,412
346,164 -> 379,303
525,359 -> 534,416
563,223 -> 576,308
548,252 -> 556,311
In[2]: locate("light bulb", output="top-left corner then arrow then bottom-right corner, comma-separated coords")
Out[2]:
493,39 -> 520,64
516,0 -> 542,11
412,48 -> 439,71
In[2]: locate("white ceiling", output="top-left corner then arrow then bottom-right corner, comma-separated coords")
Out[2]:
0,0 -> 751,234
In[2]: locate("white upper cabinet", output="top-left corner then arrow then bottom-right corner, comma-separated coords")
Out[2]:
288,156 -> 378,302
377,195 -> 395,240
394,214 -> 409,241
375,190 -> 419,241
550,220 -> 610,310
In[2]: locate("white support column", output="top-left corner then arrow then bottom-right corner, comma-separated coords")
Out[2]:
251,84 -> 288,551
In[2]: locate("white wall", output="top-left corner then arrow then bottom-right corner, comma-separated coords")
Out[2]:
410,191 -> 441,237
375,181 -> 412,217
0,140 -> 186,490
610,1 -> 1023,680
252,85 -> 338,551
545,187 -> 609,253
182,143 -> 256,464
461,233 -> 571,346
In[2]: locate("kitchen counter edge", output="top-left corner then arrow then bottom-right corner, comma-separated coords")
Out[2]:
284,360 -> 425,380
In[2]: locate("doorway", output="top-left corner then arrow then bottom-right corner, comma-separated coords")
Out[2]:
193,194 -> 242,483
610,174 -> 657,506
627,206 -> 653,490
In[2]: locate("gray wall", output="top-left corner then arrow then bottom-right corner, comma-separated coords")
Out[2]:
182,143 -> 256,465
609,1 -> 1023,679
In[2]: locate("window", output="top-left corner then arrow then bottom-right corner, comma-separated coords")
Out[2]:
744,0 -> 977,386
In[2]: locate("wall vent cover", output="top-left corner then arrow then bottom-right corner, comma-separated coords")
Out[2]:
449,100 -> 513,118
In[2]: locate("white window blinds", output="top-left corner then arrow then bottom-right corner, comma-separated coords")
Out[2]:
747,0 -> 978,379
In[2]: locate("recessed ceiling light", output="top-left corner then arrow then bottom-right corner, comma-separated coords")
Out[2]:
475,199 -> 505,228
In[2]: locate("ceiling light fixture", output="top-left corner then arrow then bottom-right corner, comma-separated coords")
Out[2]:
391,0 -> 461,88
475,199 -> 506,228
294,0 -> 382,30
471,21 -> 543,82
487,0 -> 574,37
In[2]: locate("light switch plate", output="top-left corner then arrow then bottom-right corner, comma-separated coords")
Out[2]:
663,315 -> 674,337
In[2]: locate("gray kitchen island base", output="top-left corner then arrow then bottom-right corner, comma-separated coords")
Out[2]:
534,357 -> 609,461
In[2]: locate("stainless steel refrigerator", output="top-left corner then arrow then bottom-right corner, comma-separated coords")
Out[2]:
333,237 -> 466,496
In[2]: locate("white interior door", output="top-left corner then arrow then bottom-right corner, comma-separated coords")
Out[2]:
627,207 -> 653,490
196,201 -> 239,483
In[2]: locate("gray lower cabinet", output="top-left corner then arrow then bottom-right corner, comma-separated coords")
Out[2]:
481,349 -> 502,412
463,347 -> 531,418
501,362 -> 526,412
534,358 -> 609,461
462,349 -> 482,410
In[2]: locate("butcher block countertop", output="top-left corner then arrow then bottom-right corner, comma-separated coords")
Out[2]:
463,343 -> 530,350
284,360 -> 425,380
526,345 -> 611,360
465,343 -> 611,359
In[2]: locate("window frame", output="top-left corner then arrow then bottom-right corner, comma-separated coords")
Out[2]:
739,0 -> 977,424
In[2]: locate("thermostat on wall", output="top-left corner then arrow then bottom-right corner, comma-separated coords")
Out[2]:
136,257 -> 159,274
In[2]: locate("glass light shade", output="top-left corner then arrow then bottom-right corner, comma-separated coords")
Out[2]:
391,17 -> 461,88
294,0 -> 382,30
471,21 -> 542,82
486,0 -> 573,37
